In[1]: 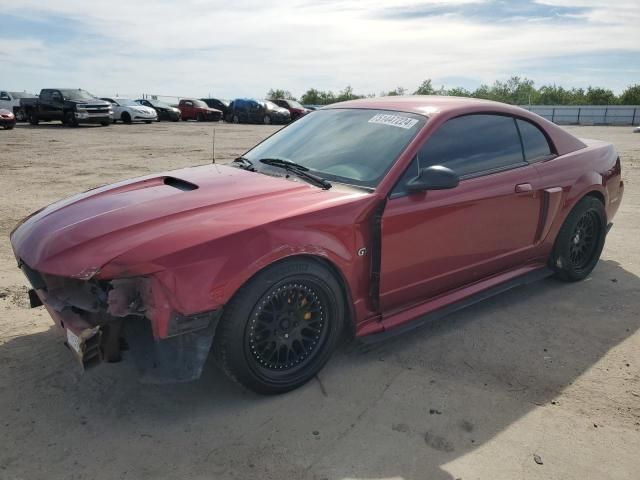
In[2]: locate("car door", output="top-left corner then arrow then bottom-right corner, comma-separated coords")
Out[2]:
249,101 -> 264,123
379,114 -> 544,313
181,100 -> 194,119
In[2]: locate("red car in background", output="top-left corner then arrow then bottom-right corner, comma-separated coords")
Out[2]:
10,96 -> 623,395
178,99 -> 222,121
271,98 -> 310,120
0,109 -> 16,129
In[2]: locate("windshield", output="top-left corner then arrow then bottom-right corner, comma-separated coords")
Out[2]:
287,100 -> 304,109
143,100 -> 171,108
244,109 -> 426,188
116,99 -> 140,107
264,101 -> 280,110
191,99 -> 207,108
59,89 -> 96,100
10,92 -> 35,99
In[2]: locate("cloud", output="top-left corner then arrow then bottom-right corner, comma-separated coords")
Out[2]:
1,0 -> 638,98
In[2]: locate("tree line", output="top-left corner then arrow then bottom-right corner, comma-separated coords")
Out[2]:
267,77 -> 640,106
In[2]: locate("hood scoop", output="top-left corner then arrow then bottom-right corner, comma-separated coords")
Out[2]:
163,176 -> 198,191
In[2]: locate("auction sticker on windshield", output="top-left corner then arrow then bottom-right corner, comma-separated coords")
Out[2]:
368,113 -> 419,129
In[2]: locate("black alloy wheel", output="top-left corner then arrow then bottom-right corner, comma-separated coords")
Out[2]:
246,282 -> 329,374
213,259 -> 345,394
551,196 -> 606,282
568,210 -> 599,270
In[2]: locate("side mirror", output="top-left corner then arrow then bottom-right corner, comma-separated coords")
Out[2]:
406,165 -> 459,192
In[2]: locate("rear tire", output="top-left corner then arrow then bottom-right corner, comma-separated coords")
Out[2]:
263,114 -> 271,125
550,196 -> 606,282
122,112 -> 132,124
233,114 -> 239,124
213,259 -> 345,395
28,112 -> 39,125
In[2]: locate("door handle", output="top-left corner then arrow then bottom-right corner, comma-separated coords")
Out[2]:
515,183 -> 533,194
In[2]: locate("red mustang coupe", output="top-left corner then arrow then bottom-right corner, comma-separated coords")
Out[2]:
10,96 -> 623,394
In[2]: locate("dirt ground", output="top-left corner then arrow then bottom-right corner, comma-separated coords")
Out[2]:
0,122 -> 638,480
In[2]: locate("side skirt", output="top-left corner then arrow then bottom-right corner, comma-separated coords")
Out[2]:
360,265 -> 553,344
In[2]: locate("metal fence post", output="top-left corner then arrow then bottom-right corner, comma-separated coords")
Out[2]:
604,106 -> 608,125
577,107 -> 581,125
633,108 -> 637,125
551,108 -> 555,123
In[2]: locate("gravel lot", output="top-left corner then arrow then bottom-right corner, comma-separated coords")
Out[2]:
0,122 -> 638,480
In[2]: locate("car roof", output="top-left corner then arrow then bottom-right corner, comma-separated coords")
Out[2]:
326,95 -> 523,116
326,95 -> 586,155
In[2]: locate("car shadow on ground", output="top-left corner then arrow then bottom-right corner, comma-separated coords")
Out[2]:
1,259 -> 638,479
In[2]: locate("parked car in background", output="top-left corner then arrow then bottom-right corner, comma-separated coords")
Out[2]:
101,98 -> 157,124
227,98 -> 290,124
271,98 -> 310,120
21,89 -> 112,126
135,99 -> 181,121
0,109 -> 16,129
178,99 -> 222,121
200,98 -> 230,118
0,91 -> 36,121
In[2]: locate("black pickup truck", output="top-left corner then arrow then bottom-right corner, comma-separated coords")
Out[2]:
21,89 -> 113,126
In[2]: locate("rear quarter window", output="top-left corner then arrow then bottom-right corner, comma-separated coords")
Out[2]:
516,119 -> 554,162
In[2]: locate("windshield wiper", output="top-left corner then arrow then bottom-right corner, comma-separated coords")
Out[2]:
259,157 -> 332,190
232,156 -> 255,171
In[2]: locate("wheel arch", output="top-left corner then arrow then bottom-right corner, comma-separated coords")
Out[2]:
585,189 -> 605,205
220,253 -> 357,338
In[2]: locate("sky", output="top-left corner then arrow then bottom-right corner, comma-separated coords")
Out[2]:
1,0 -> 639,100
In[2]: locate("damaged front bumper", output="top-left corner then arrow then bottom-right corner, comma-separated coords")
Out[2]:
19,261 -> 223,383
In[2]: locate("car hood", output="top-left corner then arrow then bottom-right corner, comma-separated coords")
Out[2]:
69,99 -> 111,106
11,164 -> 368,279
127,105 -> 156,115
271,107 -> 290,115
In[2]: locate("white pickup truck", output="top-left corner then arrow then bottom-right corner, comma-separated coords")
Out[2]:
0,91 -> 37,121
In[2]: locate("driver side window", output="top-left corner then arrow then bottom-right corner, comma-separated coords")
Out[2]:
391,114 -> 526,197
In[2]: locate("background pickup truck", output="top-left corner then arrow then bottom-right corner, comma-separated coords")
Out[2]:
21,89 -> 112,127
0,90 -> 37,121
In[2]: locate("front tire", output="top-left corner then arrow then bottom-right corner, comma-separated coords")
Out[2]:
28,112 -> 39,125
213,259 -> 345,394
263,114 -> 272,125
550,196 -> 606,282
64,112 -> 78,127
122,112 -> 132,124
